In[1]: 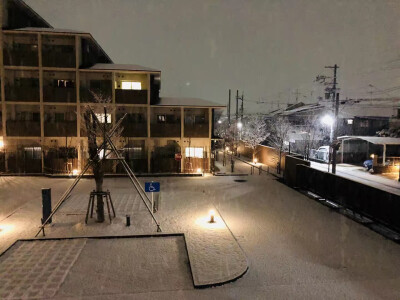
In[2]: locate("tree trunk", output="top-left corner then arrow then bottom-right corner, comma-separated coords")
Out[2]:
93,163 -> 105,223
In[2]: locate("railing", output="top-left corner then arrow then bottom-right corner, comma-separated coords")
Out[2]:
115,89 -> 147,104
44,121 -> 77,137
6,121 -> 41,136
5,86 -> 40,102
150,123 -> 181,137
42,46 -> 76,68
43,86 -> 76,103
120,123 -> 147,137
184,124 -> 209,137
3,49 -> 38,66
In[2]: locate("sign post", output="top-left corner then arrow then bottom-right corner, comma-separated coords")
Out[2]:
145,181 -> 160,213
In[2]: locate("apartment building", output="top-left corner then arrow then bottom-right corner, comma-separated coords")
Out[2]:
0,0 -> 224,174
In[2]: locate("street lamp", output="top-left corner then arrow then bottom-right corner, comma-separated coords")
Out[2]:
321,115 -> 334,142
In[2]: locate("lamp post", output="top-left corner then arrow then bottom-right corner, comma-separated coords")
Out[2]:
321,115 -> 334,172
237,121 -> 243,156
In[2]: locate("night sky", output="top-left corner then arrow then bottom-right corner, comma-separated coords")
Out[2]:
26,0 -> 400,112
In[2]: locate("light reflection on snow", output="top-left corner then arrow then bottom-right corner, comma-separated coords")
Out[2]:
195,215 -> 226,230
0,224 -> 15,234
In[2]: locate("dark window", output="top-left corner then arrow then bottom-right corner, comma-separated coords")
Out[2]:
55,113 -> 64,122
32,112 -> 40,122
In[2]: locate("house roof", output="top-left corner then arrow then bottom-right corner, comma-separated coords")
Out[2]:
89,63 -> 160,72
154,97 -> 225,108
6,0 -> 52,29
338,136 -> 400,145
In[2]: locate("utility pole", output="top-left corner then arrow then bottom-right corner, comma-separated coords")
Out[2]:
240,91 -> 244,121
228,89 -> 231,126
325,64 -> 339,174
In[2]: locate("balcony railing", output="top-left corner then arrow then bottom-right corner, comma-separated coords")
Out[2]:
184,124 -> 209,137
42,46 -> 76,68
115,89 -> 147,104
5,86 -> 40,102
120,123 -> 147,137
6,121 -> 41,136
150,123 -> 181,137
44,121 -> 77,137
3,49 -> 38,66
80,87 -> 112,102
43,87 -> 76,103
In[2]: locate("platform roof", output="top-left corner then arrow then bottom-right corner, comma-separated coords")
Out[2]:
338,136 -> 400,145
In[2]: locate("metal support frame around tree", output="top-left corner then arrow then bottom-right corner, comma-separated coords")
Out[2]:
35,107 -> 162,237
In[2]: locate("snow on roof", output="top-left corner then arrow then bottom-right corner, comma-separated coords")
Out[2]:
154,97 -> 225,108
338,136 -> 400,145
89,63 -> 160,72
282,103 -> 324,115
15,27 -> 88,34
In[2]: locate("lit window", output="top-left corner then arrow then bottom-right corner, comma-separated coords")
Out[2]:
347,119 -> 353,125
185,147 -> 203,158
95,113 -> 112,123
157,115 -> 166,123
121,81 -> 141,90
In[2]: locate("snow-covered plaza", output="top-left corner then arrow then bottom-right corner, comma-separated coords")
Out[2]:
1,160 -> 400,299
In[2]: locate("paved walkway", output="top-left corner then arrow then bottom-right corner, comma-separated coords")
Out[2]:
1,174 -> 400,298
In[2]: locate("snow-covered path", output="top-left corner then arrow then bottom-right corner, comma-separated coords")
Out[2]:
1,168 -> 400,298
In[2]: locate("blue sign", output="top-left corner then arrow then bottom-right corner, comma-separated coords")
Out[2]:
145,182 -> 160,193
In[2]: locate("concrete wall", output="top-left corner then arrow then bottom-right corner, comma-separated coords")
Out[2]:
284,155 -> 310,187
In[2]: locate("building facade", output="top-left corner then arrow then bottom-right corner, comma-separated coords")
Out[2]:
0,0 -> 224,174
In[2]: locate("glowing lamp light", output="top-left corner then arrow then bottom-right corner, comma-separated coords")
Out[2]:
253,158 -> 258,164
72,169 -> 79,175
197,168 -> 202,173
225,146 -> 230,151
237,122 -> 243,129
218,120 -> 222,124
370,154 -> 375,158
321,115 -> 334,126
209,210 -> 215,223
0,140 -> 3,148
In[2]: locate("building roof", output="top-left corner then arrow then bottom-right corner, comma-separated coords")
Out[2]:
5,0 -> 52,29
338,136 -> 400,145
89,63 -> 160,72
154,97 -> 225,108
15,27 -> 88,34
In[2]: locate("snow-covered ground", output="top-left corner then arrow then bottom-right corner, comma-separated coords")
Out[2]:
310,161 -> 400,195
1,161 -> 400,298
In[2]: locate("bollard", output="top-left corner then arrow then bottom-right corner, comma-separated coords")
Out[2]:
231,159 -> 235,173
259,166 -> 262,175
41,188 -> 52,225
126,215 -> 131,226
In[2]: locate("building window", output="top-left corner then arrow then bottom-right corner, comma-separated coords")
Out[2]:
157,114 -> 166,123
125,147 -> 143,159
55,113 -> 65,122
95,113 -> 112,123
185,147 -> 203,158
347,119 -> 353,125
121,81 -> 141,90
359,120 -> 369,127
24,147 -> 41,159
56,79 -> 74,88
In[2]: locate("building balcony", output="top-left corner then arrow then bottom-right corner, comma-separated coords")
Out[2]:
184,124 -> 209,138
42,46 -> 76,68
115,89 -> 147,104
44,121 -> 77,137
3,49 -> 38,66
80,87 -> 112,103
43,86 -> 76,103
5,86 -> 40,102
120,123 -> 147,137
150,123 -> 181,137
6,121 -> 41,136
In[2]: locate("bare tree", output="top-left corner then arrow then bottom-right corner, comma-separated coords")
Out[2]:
82,92 -> 122,222
241,114 -> 268,160
301,115 -> 320,160
267,116 -> 291,173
